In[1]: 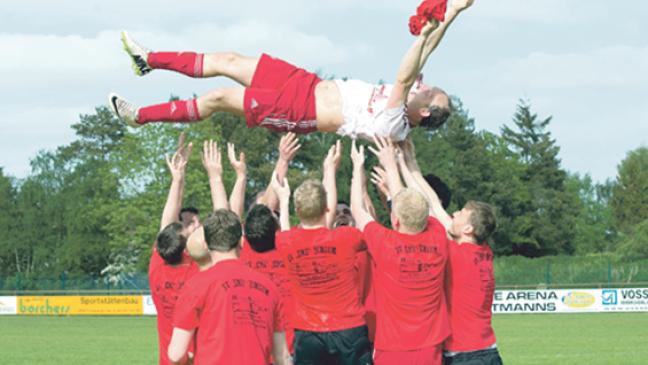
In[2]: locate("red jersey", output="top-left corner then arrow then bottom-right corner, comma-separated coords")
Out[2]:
355,251 -> 376,342
276,226 -> 366,332
173,259 -> 283,365
148,246 -> 199,365
240,240 -> 295,352
363,217 -> 450,351
444,240 -> 497,352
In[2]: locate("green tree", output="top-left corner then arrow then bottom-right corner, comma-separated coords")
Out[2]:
611,146 -> 648,232
566,173 -> 617,254
0,169 -> 17,279
500,100 -> 577,256
617,218 -> 648,261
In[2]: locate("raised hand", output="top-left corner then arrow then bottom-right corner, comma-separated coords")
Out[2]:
227,143 -> 247,177
166,132 -> 192,180
323,140 -> 343,171
278,132 -> 301,163
451,0 -> 475,12
350,140 -> 365,168
369,136 -> 398,169
420,19 -> 440,37
201,140 -> 222,178
270,172 -> 291,203
371,166 -> 389,198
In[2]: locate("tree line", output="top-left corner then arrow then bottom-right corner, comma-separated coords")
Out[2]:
0,97 -> 646,286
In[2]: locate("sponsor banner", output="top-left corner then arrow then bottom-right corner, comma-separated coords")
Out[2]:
0,296 -> 17,315
143,295 -> 157,315
493,288 -> 648,314
17,296 -> 142,316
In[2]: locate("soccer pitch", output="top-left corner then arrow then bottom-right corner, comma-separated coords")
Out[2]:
1,313 -> 646,364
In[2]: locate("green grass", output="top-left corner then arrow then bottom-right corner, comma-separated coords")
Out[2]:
0,313 -> 647,364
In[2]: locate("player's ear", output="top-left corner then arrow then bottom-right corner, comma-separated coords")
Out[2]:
419,107 -> 431,118
463,223 -> 474,236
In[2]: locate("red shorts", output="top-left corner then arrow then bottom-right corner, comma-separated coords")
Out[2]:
374,344 -> 442,365
244,54 -> 321,134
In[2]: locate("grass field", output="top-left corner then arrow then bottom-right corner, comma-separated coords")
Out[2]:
0,313 -> 646,364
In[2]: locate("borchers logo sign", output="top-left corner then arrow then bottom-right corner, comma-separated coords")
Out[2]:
562,291 -> 596,308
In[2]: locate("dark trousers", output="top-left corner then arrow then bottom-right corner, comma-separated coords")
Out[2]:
293,325 -> 373,365
443,348 -> 503,365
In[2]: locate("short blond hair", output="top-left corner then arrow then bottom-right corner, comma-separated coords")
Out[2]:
393,188 -> 429,232
294,179 -> 327,224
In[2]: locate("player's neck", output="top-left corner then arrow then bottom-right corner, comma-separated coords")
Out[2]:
209,249 -> 239,265
457,234 -> 479,245
300,216 -> 327,230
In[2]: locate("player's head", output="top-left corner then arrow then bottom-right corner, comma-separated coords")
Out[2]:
390,188 -> 429,234
423,173 -> 452,210
333,200 -> 355,228
202,209 -> 242,253
156,222 -> 187,265
245,204 -> 279,253
409,84 -> 452,129
179,207 -> 201,234
449,200 -> 497,244
294,179 -> 328,225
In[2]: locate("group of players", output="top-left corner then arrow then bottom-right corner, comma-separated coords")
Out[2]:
109,0 -> 504,363
147,131 -> 502,365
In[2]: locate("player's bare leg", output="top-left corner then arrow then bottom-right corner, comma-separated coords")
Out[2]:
121,31 -> 258,85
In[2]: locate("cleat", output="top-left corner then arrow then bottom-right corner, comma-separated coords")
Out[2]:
121,31 -> 152,76
108,92 -> 141,128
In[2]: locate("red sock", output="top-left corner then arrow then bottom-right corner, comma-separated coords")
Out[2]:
137,99 -> 201,124
147,52 -> 204,77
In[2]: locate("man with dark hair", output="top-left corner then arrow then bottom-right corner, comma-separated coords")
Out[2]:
168,209 -> 292,365
424,174 -> 452,210
397,139 -> 503,365
272,169 -> 373,364
241,203 -> 295,354
351,138 -> 451,365
149,133 -> 199,365
109,0 -> 477,141
178,206 -> 199,226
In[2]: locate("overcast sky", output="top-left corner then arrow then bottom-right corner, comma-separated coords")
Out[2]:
1,0 -> 646,183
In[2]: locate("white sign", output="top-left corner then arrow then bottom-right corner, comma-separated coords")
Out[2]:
142,295 -> 157,315
0,296 -> 17,315
492,288 -> 648,314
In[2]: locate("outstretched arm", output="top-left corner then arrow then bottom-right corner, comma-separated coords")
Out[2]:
399,139 -> 452,230
271,173 -> 291,232
419,0 -> 475,67
323,140 -> 342,228
350,141 -> 375,231
227,143 -> 247,218
201,140 -> 229,212
369,136 -> 404,196
160,133 -> 192,231
259,133 -> 301,211
386,20 -> 439,109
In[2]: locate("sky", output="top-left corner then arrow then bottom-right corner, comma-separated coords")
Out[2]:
1,0 -> 646,183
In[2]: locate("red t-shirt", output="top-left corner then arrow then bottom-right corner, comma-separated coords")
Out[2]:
173,259 -> 283,365
363,217 -> 450,351
355,251 -> 376,342
240,240 -> 295,352
276,226 -> 366,332
444,240 -> 497,352
148,246 -> 199,365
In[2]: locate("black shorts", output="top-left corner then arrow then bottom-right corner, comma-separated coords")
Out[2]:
293,325 -> 373,365
443,348 -> 503,365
